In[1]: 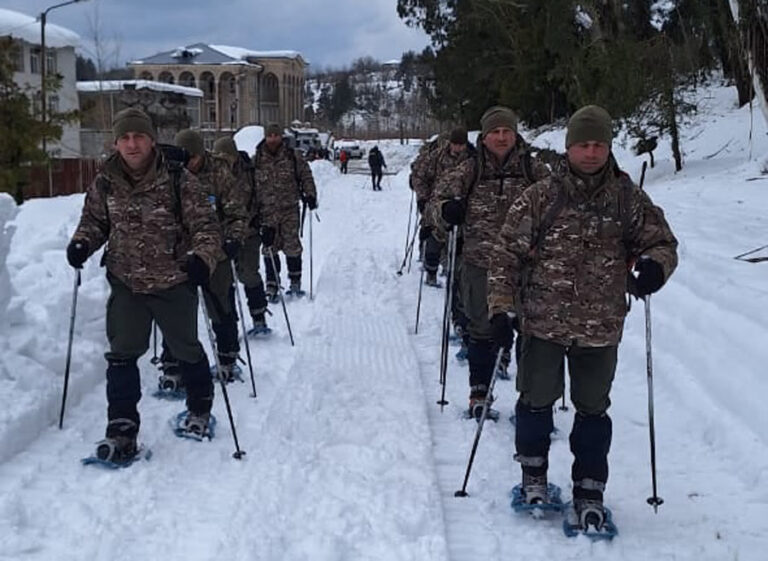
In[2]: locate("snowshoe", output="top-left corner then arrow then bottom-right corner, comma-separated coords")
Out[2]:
82,442 -> 151,469
171,411 -> 216,441
247,317 -> 272,337
510,482 -> 564,515
285,286 -> 306,298
210,363 -> 243,384
563,500 -> 618,540
153,372 -> 186,400
462,404 -> 500,423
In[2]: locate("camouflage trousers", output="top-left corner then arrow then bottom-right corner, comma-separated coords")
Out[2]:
516,336 -> 617,415
237,230 -> 268,318
162,259 -> 240,367
104,274 -> 212,425
263,205 -> 302,257
460,261 -> 492,340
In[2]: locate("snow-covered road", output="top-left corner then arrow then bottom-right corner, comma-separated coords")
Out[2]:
2,86 -> 768,560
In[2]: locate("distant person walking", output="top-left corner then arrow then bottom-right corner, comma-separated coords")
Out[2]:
339,149 -> 349,174
368,146 -> 386,190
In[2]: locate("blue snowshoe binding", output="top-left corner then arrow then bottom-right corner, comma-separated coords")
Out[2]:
510,481 -> 564,515
172,411 -> 216,441
563,500 -> 618,540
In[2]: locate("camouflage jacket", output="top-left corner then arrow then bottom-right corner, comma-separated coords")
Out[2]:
71,150 -> 221,294
195,151 -> 249,249
429,138 -> 549,269
215,149 -> 263,233
253,141 -> 317,225
487,157 -> 678,347
410,139 -> 476,205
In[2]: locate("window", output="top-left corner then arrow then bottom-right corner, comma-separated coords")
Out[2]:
48,95 -> 59,114
46,49 -> 56,74
30,48 -> 40,74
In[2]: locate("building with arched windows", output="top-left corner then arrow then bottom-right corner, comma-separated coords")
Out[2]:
128,43 -> 307,147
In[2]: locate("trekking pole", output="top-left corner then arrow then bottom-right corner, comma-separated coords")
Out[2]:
639,160 -> 648,191
59,269 -> 81,429
414,241 -> 426,334
151,323 -> 160,364
267,248 -> 295,346
230,261 -> 257,398
397,191 -> 416,275
197,286 -> 245,459
397,216 -> 420,276
309,209 -> 314,301
455,348 -> 505,497
403,190 -> 414,257
644,294 -> 663,512
437,228 -> 457,410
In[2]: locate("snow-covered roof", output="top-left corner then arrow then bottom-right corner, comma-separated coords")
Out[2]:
77,80 -> 203,98
0,8 -> 80,48
210,45 -> 306,64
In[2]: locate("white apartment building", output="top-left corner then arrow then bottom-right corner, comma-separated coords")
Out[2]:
0,8 -> 81,158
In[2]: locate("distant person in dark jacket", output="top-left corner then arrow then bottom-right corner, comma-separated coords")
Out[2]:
368,146 -> 386,190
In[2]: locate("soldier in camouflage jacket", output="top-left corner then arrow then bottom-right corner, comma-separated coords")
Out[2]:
254,123 -> 318,298
67,108 -> 220,454
175,129 -> 249,382
487,105 -> 678,524
213,136 -> 270,334
431,106 -> 549,417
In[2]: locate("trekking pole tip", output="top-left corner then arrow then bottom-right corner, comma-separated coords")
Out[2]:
233,450 -> 247,460
454,490 -> 469,497
647,496 -> 663,512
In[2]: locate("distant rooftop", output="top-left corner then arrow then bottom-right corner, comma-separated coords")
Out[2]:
77,80 -> 204,97
130,42 -> 306,67
0,8 -> 80,48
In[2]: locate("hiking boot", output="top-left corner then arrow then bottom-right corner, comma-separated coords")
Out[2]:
468,385 -> 492,419
288,280 -> 304,296
214,362 -> 240,383
496,347 -> 512,380
425,271 -> 440,287
522,471 -> 549,505
573,478 -> 606,530
248,313 -> 270,335
266,283 -> 279,303
183,412 -> 211,437
158,371 -> 184,392
97,419 -> 138,462
573,498 -> 606,530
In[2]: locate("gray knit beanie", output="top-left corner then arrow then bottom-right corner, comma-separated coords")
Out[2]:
113,107 -> 156,140
480,106 -> 518,135
566,105 -> 613,148
175,129 -> 205,157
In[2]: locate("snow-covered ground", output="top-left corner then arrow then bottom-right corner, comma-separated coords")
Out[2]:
1,84 -> 768,560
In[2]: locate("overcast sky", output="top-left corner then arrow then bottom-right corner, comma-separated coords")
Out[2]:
4,0 -> 431,70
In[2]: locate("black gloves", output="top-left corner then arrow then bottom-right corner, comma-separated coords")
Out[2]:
419,225 -> 432,243
634,258 -> 665,297
303,195 -> 318,210
66,240 -> 89,269
441,199 -> 465,226
261,225 -> 276,247
490,313 -> 516,350
223,238 -> 241,259
185,253 -> 210,286
417,199 -> 427,214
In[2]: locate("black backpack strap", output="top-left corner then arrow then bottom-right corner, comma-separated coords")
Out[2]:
521,151 -> 534,185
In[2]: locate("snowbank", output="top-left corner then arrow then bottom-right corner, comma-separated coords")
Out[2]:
0,193 -> 17,323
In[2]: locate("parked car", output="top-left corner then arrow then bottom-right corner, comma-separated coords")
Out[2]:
334,142 -> 365,159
